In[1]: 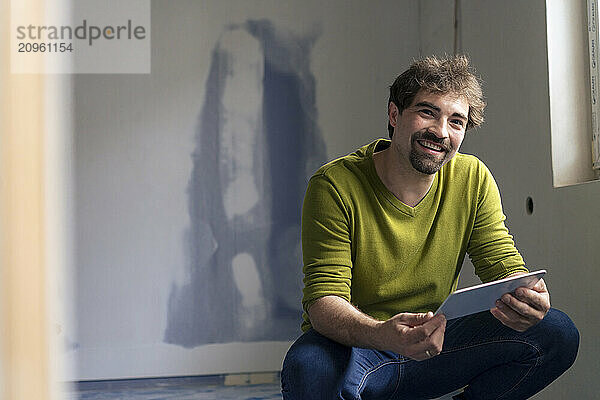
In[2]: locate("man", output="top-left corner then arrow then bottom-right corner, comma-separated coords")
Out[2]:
281,55 -> 579,399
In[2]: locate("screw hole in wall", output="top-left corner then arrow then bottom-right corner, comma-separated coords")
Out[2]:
525,196 -> 534,215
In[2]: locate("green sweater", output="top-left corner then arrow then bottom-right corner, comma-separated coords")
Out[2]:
301,139 -> 527,332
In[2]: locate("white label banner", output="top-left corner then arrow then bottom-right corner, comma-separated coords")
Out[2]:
11,0 -> 151,74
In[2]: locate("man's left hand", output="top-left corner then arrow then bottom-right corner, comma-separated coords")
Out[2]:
490,277 -> 550,332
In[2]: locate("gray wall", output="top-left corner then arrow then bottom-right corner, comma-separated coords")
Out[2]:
418,1 -> 597,397
71,0 -> 421,380
454,1 -> 598,398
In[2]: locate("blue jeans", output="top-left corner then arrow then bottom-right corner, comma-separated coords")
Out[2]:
281,308 -> 578,399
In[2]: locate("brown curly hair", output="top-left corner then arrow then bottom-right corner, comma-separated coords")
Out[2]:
388,55 -> 485,138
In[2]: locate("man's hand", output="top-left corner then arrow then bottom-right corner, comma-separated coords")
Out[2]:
376,311 -> 446,361
490,277 -> 550,332
308,296 -> 445,361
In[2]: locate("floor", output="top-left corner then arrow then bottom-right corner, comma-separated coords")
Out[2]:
65,374 -> 460,399
64,375 -> 283,400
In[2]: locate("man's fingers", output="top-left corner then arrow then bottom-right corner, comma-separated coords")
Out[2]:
402,323 -> 430,343
390,312 -> 446,360
513,287 -> 549,312
501,295 -> 542,320
404,315 -> 446,347
501,294 -> 534,316
490,305 -> 529,332
531,278 -> 547,292
408,314 -> 446,338
397,311 -> 434,327
496,299 -> 523,319
427,319 -> 446,354
407,318 -> 446,359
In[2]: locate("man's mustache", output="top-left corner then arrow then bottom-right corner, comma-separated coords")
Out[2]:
413,130 -> 451,152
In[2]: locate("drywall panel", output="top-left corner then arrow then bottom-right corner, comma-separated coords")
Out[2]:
72,0 -> 420,380
457,1 -> 599,398
418,0 -> 456,56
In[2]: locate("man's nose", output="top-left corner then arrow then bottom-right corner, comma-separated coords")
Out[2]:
430,118 -> 449,139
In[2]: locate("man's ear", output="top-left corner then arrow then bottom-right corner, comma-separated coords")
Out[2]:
388,101 -> 399,128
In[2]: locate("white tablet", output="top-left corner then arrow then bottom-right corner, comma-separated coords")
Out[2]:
434,270 -> 546,320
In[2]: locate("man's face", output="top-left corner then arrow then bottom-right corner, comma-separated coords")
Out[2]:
389,90 -> 469,175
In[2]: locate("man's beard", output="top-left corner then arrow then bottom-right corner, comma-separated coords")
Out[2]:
409,131 -> 452,175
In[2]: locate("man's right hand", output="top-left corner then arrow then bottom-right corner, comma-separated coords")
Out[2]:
308,296 -> 446,361
375,312 -> 446,361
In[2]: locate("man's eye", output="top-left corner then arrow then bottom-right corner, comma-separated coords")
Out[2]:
419,109 -> 434,116
451,119 -> 465,127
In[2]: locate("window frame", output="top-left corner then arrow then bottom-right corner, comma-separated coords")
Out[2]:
587,0 -> 600,169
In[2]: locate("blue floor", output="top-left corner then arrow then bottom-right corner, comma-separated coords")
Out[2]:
65,374 -> 459,399
65,376 -> 282,400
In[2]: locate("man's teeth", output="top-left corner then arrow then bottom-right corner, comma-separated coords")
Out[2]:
418,140 -> 443,151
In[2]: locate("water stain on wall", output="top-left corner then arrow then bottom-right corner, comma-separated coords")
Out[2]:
164,20 -> 326,346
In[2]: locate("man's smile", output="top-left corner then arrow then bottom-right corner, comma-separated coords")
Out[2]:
416,139 -> 446,153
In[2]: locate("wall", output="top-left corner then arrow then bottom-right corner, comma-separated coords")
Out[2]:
449,0 -> 598,397
70,0 -> 421,380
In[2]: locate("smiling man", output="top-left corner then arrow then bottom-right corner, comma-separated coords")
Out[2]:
281,56 -> 579,399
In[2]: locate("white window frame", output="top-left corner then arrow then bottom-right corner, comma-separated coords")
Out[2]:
587,0 -> 600,169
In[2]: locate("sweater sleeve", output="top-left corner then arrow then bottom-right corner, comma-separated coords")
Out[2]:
301,174 -> 353,314
467,162 -> 528,282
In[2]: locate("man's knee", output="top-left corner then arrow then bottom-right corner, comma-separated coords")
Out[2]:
281,330 -> 349,399
538,308 -> 580,372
